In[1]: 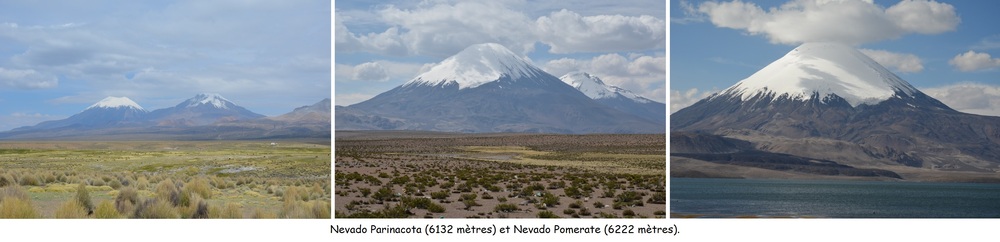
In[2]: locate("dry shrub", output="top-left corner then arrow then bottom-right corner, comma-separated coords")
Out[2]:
0,174 -> 14,187
250,208 -> 277,219
312,201 -> 331,218
184,177 -> 212,200
155,179 -> 180,206
54,199 -> 89,218
134,199 -> 178,219
0,186 -> 37,218
115,187 -> 139,215
108,179 -> 123,190
210,202 -> 243,219
94,200 -> 121,219
18,173 -> 41,186
75,183 -> 94,214
136,176 -> 149,190
178,193 -> 208,219
280,201 -> 313,218
0,198 -> 36,218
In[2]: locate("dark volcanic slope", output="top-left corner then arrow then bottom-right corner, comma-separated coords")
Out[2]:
348,76 -> 663,134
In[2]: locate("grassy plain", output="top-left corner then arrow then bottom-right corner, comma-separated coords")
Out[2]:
335,131 -> 666,218
0,140 -> 330,218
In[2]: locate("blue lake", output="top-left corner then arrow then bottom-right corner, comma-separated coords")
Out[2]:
671,177 -> 1000,218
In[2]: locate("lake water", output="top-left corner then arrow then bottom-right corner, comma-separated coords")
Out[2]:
671,178 -> 1000,218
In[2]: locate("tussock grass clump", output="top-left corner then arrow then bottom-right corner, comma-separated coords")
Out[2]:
537,210 -> 559,218
0,198 -> 37,218
0,186 -> 37,218
155,179 -> 181,206
251,208 -> 277,219
55,200 -> 89,218
115,187 -> 139,215
134,199 -> 179,219
94,200 -> 121,219
0,174 -> 14,187
494,203 -> 519,213
18,173 -> 41,186
178,193 -> 209,219
75,183 -> 94,214
210,202 -> 243,219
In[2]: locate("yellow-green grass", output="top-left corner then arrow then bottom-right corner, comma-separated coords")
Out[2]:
0,141 -> 330,219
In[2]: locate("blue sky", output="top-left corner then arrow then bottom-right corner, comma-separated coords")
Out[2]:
0,0 -> 330,131
335,0 -> 666,106
671,0 -> 1000,115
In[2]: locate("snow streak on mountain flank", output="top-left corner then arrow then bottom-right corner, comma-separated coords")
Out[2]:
186,93 -> 231,109
560,72 -> 652,103
406,43 -> 546,89
87,96 -> 146,111
718,42 -> 920,107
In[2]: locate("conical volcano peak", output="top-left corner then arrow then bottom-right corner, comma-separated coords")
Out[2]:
718,42 -> 920,107
560,72 -> 651,103
406,43 -> 546,89
87,96 -> 146,111
183,93 -> 232,109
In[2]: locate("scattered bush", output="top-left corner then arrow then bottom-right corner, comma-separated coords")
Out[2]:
494,203 -> 519,213
211,202 -> 243,219
537,210 -> 559,218
75,183 -> 94,214
0,197 -> 37,218
563,209 -> 576,215
622,209 -> 636,218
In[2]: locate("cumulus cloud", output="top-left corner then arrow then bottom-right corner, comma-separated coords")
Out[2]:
335,61 -> 432,83
859,49 -> 924,73
697,0 -> 959,45
949,51 -> 1000,72
0,67 -> 57,89
351,62 -> 390,82
536,9 -> 665,53
377,1 -> 537,57
923,83 -> 1000,116
542,53 -> 666,103
337,1 -> 666,57
670,88 -> 716,113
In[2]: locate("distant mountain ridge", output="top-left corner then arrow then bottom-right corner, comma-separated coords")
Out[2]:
2,94 -> 330,140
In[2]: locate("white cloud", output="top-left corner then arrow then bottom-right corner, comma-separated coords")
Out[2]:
859,49 -> 924,73
670,88 -> 716,113
0,67 -> 57,89
377,1 -> 537,57
697,0 -> 959,45
949,51 -> 1000,72
923,83 -> 1000,117
335,93 -> 375,107
335,61 -> 432,83
542,53 -> 666,103
337,1 -> 666,57
972,35 -> 1000,50
536,9 -> 665,53
352,62 -> 390,82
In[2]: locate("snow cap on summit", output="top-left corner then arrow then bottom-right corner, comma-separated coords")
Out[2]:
406,43 -> 546,89
560,72 -> 652,103
87,96 -> 145,111
186,93 -> 232,109
718,42 -> 920,107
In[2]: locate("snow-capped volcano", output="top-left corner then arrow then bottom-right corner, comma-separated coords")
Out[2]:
339,43 -> 663,134
718,42 -> 920,107
13,96 -> 149,131
87,96 -> 146,111
405,43 -> 548,89
147,93 -> 264,126
670,42 -> 1000,173
560,72 -> 665,123
560,72 -> 653,103
182,93 -> 232,109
